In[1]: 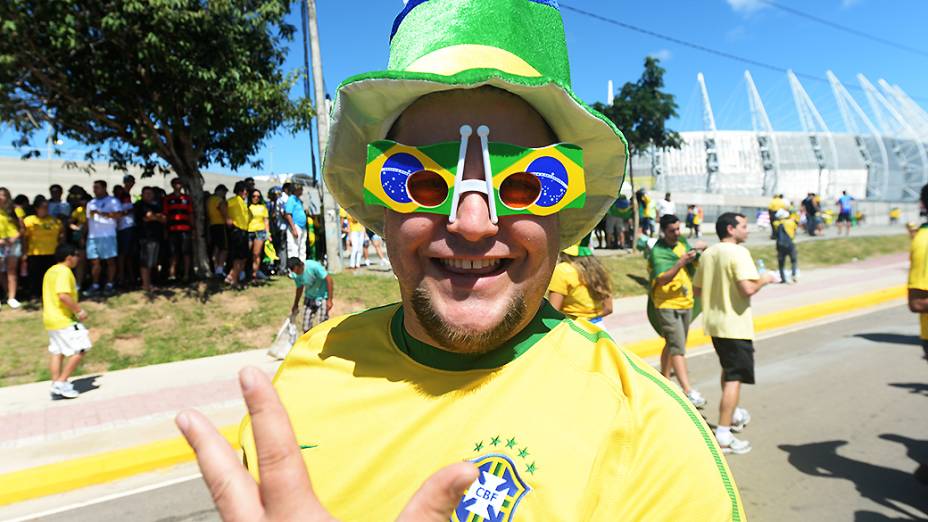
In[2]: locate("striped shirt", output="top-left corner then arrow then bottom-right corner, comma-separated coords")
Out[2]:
164,193 -> 193,233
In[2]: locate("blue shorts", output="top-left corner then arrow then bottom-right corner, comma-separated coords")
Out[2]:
86,236 -> 118,260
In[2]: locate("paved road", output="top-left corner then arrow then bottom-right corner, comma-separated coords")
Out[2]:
8,305 -> 927,521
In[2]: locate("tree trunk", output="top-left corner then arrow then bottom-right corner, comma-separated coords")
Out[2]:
180,170 -> 211,278
628,149 -> 639,244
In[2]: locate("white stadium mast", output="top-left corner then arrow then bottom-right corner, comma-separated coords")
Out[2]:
859,73 -> 928,197
827,71 -> 891,198
788,70 -> 839,196
745,70 -> 781,196
697,72 -> 720,193
879,80 -> 928,142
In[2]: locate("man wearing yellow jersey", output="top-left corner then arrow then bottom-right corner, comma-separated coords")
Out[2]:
23,198 -> 63,299
772,208 -> 799,284
224,181 -> 251,286
175,2 -> 745,520
206,184 -> 229,278
649,214 -> 707,409
907,184 -> 928,360
44,243 -> 90,399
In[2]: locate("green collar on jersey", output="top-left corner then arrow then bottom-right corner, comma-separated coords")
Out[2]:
390,301 -> 565,371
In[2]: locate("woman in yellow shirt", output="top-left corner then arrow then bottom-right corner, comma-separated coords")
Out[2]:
23,197 -> 64,299
247,189 -> 270,283
547,235 -> 614,324
0,187 -> 24,309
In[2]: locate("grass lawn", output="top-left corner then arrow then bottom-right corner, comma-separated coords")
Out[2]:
0,233 -> 909,386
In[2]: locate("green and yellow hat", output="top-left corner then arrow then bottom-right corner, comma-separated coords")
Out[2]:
562,233 -> 593,257
323,0 -> 628,248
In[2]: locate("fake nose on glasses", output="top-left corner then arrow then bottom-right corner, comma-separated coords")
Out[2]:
363,124 -> 586,222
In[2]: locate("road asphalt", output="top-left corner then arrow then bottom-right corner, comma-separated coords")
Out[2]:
6,304 -> 925,522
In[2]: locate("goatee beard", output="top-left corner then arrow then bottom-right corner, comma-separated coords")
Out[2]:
409,286 -> 528,354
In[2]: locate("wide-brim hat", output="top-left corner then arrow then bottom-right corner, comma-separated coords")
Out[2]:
323,0 -> 628,248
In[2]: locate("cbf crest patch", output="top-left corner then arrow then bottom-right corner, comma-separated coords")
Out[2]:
452,441 -> 534,522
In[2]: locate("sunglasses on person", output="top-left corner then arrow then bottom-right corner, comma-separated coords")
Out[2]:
363,125 -> 584,224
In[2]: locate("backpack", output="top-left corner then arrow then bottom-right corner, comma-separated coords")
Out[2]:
776,223 -> 794,250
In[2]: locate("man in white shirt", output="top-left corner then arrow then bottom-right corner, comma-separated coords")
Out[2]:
84,180 -> 123,297
657,192 -> 676,219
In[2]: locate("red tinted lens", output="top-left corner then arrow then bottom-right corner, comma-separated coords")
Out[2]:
406,170 -> 449,208
499,172 -> 541,209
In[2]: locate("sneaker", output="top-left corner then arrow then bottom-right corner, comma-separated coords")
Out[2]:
256,270 -> 268,280
50,381 -> 79,400
731,407 -> 751,433
6,298 -> 20,310
103,284 -> 116,297
717,434 -> 751,454
686,389 -> 707,409
82,285 -> 101,298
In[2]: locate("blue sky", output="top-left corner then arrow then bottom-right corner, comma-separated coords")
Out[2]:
4,0 -> 928,178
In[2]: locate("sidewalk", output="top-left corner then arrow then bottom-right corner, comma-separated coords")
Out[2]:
0,252 -> 911,510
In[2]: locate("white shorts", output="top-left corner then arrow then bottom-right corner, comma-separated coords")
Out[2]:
48,323 -> 93,356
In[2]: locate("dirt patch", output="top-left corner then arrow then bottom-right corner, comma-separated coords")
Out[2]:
88,327 -> 113,344
238,325 -> 276,350
113,337 -> 145,357
213,293 -> 258,316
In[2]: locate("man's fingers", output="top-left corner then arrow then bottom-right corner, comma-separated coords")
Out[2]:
396,462 -> 478,522
239,367 -> 327,518
175,410 -> 262,522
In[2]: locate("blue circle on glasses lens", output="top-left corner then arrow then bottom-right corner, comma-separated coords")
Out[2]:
527,156 -> 569,207
381,153 -> 423,203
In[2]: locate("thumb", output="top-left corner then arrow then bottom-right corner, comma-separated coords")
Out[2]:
396,462 -> 478,522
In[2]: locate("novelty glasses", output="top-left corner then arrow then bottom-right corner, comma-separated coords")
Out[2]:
363,125 -> 585,223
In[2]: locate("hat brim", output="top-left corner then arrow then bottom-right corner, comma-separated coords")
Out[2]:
323,68 -> 628,249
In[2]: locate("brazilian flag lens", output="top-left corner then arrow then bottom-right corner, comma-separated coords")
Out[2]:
498,172 -> 541,209
407,170 -> 449,208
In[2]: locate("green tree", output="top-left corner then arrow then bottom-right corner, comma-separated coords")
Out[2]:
0,0 -> 312,274
593,56 -> 681,235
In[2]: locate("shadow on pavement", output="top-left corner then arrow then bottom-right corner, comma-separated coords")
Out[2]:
778,440 -> 928,520
853,333 -> 921,346
879,434 -> 928,486
854,511 -> 918,521
71,375 -> 101,394
889,382 -> 928,397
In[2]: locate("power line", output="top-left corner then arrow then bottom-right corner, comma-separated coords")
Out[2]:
558,3 -> 927,103
758,0 -> 928,59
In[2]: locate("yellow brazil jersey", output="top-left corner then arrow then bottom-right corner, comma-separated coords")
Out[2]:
547,261 -> 602,319
240,303 -> 745,521
908,226 -> 928,340
226,195 -> 251,231
24,215 -> 61,256
206,195 -> 225,226
42,263 -> 77,330
693,242 -> 760,340
71,206 -> 86,226
775,219 -> 798,239
347,215 -> 364,233
652,241 -> 695,310
247,204 -> 268,232
0,209 -> 18,239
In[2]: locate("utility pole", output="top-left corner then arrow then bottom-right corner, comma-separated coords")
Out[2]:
306,0 -> 343,272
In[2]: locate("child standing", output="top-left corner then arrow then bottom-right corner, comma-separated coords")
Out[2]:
43,243 -> 92,399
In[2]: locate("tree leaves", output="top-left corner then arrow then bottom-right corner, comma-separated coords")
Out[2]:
593,57 -> 681,155
0,0 -> 312,178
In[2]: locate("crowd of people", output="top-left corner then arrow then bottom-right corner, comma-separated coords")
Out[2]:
0,175 -> 336,311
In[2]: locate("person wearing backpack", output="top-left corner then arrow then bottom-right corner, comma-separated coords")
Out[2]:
773,208 -> 799,284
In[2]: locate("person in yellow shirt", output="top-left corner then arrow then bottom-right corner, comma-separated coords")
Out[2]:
694,212 -> 776,455
346,213 -> 365,269
205,185 -> 229,278
174,2 -> 745,520
23,198 -> 64,299
247,189 -> 270,282
43,243 -> 91,399
0,187 -> 24,310
907,184 -> 928,360
648,214 -> 708,408
773,208 -> 799,284
547,234 -> 613,323
224,181 -> 251,286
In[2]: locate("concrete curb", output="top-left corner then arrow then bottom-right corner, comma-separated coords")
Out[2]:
0,285 -> 908,507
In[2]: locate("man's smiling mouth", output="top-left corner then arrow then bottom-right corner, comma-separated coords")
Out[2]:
434,257 -> 510,275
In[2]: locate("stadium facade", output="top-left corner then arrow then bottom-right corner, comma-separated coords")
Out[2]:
628,71 -> 928,203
